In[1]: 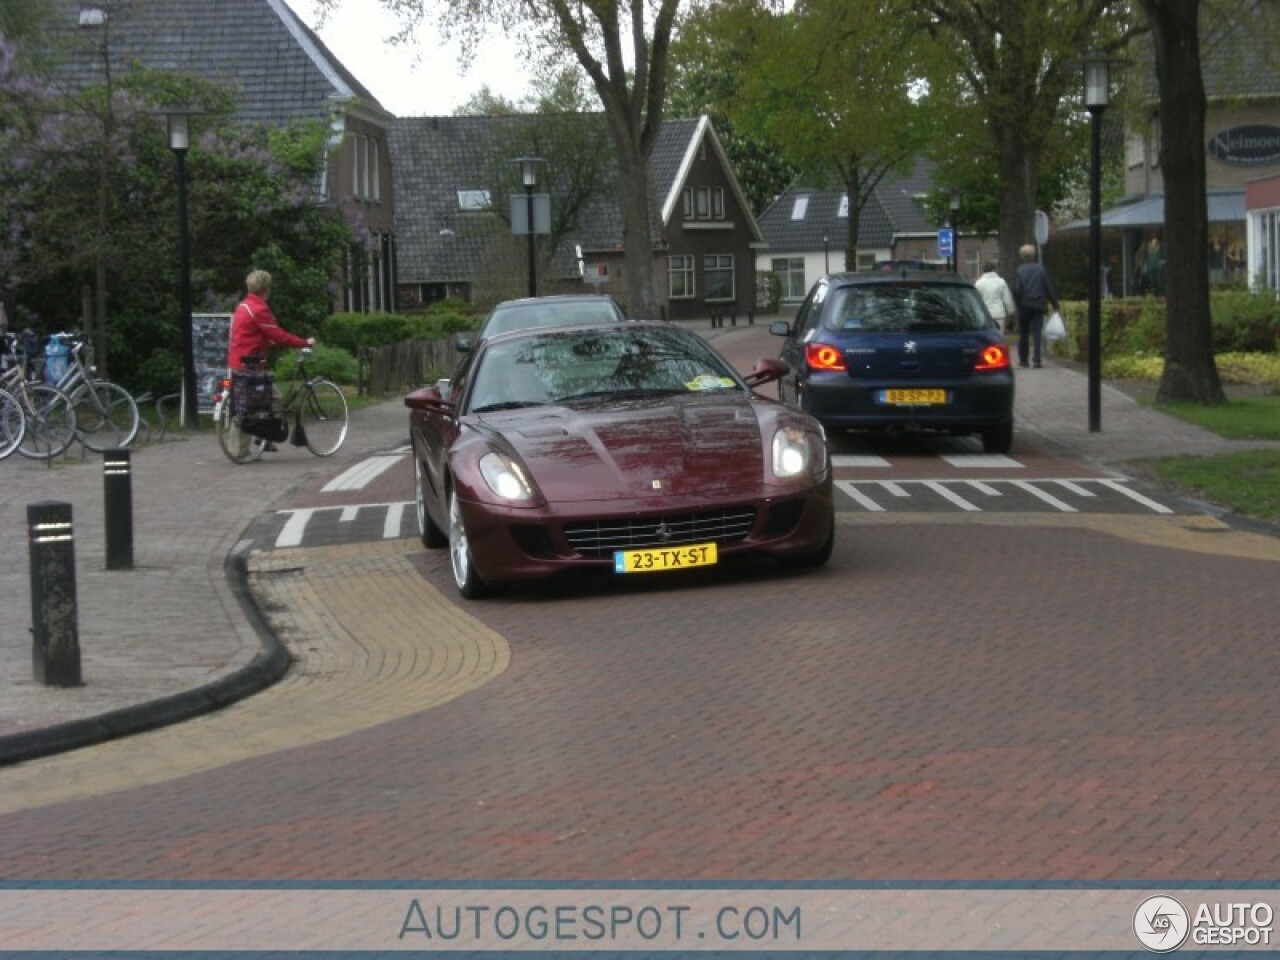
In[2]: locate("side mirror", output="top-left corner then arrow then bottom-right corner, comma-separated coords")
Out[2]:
404,385 -> 455,415
769,320 -> 792,338
456,336 -> 472,354
743,357 -> 789,388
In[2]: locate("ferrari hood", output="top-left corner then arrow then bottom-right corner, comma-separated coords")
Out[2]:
481,394 -> 768,501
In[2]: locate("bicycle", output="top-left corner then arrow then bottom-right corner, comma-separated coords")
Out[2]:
214,348 -> 348,464
44,332 -> 140,452
0,333 -> 78,459
0,383 -> 26,460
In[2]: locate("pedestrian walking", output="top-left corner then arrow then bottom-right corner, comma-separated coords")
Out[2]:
1011,243 -> 1060,369
974,261 -> 1017,335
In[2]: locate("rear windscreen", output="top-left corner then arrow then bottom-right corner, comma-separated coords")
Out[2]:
824,284 -> 990,333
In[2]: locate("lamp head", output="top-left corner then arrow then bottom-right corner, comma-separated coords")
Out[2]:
513,155 -> 545,188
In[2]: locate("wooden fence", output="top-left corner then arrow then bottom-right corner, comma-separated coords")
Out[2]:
356,338 -> 464,396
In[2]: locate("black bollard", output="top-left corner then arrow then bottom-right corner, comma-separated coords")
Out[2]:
27,501 -> 82,687
103,447 -> 134,570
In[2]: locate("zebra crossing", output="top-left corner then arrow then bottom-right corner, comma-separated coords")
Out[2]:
835,476 -> 1174,514
250,447 -> 1183,551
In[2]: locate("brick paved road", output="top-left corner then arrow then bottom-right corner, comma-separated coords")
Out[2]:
2,512 -> 1278,881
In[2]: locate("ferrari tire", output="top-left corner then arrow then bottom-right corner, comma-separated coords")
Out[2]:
448,489 -> 490,599
415,457 -> 447,548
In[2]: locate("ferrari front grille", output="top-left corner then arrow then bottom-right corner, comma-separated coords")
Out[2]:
564,507 -> 757,557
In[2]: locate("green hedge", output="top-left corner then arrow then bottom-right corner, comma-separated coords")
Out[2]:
1053,290 -> 1278,361
321,303 -> 479,354
271,343 -> 358,384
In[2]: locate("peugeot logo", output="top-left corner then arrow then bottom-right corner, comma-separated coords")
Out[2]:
655,522 -> 673,542
904,340 -> 918,354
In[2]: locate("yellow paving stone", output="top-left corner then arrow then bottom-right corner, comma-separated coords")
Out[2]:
0,540 -> 509,816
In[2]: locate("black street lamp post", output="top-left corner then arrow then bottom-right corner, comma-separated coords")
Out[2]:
1080,50 -> 1126,433
513,156 -> 545,298
949,188 -> 961,274
167,109 -> 198,431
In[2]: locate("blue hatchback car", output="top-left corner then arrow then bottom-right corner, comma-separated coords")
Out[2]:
770,271 -> 1015,453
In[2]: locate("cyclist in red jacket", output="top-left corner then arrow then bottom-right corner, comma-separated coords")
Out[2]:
226,269 -> 314,371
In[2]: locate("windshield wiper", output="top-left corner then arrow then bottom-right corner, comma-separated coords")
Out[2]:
472,400 -> 546,413
560,387 -> 685,402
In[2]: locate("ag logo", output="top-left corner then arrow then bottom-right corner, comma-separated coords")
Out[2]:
1134,895 -> 1190,952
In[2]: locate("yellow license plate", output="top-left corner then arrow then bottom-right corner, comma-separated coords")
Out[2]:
614,542 -> 718,574
882,388 -> 947,405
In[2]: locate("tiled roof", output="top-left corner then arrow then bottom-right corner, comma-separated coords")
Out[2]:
45,0 -> 389,126
1131,0 -> 1280,102
757,159 -> 938,254
389,113 -> 743,285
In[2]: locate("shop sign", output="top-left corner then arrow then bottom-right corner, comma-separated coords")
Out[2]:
1208,124 -> 1280,165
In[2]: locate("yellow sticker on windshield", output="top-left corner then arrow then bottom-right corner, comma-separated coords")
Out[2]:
685,374 -> 737,391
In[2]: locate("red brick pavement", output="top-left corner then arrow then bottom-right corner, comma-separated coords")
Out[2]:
2,520 -> 1277,881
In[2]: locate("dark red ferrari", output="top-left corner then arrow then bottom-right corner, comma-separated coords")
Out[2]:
405,322 -> 834,598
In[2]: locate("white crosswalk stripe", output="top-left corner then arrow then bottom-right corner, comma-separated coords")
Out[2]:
835,477 -> 1176,515
321,454 -> 405,492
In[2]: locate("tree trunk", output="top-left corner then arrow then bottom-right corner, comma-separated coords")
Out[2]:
1141,0 -> 1225,405
994,121 -> 1039,280
611,137 -> 661,322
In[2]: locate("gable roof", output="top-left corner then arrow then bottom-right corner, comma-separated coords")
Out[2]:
389,113 -> 760,285
757,159 -> 938,254
46,0 -> 390,125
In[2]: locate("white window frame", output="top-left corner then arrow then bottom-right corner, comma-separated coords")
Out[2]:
772,257 -> 806,300
669,255 -> 696,299
703,253 -> 735,301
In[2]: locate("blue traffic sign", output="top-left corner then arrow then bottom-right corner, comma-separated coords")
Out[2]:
937,228 -> 954,258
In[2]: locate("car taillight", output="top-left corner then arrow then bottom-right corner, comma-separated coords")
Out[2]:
975,343 -> 1010,371
805,342 -> 846,372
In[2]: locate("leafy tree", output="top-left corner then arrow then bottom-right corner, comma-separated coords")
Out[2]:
690,0 -> 936,270
325,0 -> 680,320
917,0 -> 1138,278
1137,0 -> 1224,405
1,40 -> 359,394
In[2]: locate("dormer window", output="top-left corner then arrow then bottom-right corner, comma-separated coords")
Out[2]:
681,186 -> 726,220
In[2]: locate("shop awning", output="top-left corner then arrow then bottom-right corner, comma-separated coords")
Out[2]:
1057,191 -> 1245,232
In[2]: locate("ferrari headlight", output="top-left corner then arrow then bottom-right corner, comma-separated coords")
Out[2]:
479,451 -> 534,501
772,427 -> 813,478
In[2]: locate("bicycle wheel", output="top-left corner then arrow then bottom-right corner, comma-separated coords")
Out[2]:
72,380 -> 140,451
299,379 -> 348,457
215,403 -> 266,464
0,387 -> 25,460
18,384 -> 77,459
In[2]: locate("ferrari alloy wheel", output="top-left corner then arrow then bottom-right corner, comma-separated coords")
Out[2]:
448,489 -> 489,598
415,458 -> 447,548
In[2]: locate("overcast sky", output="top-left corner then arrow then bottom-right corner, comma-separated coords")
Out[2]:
281,0 -> 534,116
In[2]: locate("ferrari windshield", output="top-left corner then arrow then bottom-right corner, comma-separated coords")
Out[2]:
467,326 -> 743,413
824,282 -> 990,333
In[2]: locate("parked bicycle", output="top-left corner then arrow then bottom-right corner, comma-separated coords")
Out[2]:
0,383 -> 26,460
0,332 -> 77,459
44,332 -> 140,452
214,348 -> 348,464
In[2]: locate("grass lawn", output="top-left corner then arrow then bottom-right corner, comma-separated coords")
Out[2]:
1149,449 -> 1280,521
1140,381 -> 1280,523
